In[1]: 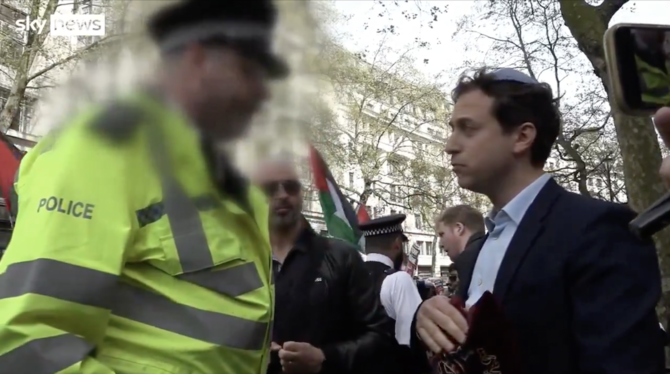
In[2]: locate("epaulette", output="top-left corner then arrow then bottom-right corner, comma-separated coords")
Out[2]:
90,100 -> 146,142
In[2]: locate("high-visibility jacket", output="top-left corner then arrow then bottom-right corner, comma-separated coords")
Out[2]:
0,93 -> 274,374
635,54 -> 670,106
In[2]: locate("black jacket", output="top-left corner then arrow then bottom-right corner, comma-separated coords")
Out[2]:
272,226 -> 394,374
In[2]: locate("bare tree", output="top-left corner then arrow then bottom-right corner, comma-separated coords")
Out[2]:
0,0 -> 128,133
455,0 -> 619,199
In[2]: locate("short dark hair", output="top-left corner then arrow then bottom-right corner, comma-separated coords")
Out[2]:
436,204 -> 485,234
451,68 -> 560,167
448,263 -> 456,272
365,233 -> 401,253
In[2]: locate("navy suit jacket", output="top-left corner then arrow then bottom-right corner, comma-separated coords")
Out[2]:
415,179 -> 666,374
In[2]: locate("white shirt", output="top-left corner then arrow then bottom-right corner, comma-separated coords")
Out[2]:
466,174 -> 551,308
366,253 -> 423,345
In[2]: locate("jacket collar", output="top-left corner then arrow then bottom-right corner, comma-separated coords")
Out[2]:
456,178 -> 563,303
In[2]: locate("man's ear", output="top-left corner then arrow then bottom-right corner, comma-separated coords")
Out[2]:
512,122 -> 537,156
455,223 -> 465,236
394,236 -> 403,251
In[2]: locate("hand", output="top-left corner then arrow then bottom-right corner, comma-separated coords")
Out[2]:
271,341 -> 281,351
278,341 -> 325,373
654,107 -> 670,187
416,295 -> 468,354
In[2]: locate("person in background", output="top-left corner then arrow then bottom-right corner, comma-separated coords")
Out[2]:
412,68 -> 665,374
435,204 -> 485,262
252,157 -> 392,374
0,1 -> 286,373
360,214 -> 424,374
444,264 -> 459,298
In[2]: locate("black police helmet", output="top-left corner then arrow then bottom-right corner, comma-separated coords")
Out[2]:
148,0 -> 288,79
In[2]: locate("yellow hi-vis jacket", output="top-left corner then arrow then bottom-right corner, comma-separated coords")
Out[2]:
0,93 -> 274,374
635,54 -> 670,106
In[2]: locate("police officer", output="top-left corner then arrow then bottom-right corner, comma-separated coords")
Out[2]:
0,1 -> 286,373
361,214 -> 425,374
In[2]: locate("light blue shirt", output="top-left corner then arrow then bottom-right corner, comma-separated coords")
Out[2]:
465,174 -> 552,308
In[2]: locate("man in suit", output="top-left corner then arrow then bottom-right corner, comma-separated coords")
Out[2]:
410,68 -> 666,374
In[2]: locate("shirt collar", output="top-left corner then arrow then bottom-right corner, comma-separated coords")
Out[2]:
487,174 -> 552,228
366,253 -> 394,268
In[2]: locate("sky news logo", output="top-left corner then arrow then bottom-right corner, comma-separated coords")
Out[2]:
14,14 -> 105,36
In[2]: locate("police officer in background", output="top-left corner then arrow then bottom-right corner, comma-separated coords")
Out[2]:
0,1 -> 286,373
361,214 -> 425,374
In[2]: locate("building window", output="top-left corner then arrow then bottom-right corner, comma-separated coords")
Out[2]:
348,172 -> 354,188
417,241 -> 425,255
596,179 -> 602,188
81,0 -> 93,13
390,208 -> 397,215
588,179 -> 593,186
390,185 -> 401,203
426,241 -> 433,255
414,213 -> 422,230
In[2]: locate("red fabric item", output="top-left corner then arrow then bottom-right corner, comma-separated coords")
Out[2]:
0,133 -> 22,213
428,291 -> 525,374
308,145 -> 328,192
356,204 -> 371,224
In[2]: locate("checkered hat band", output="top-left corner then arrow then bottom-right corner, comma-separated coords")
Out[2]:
363,224 -> 403,237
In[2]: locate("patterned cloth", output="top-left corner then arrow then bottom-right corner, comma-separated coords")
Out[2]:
428,292 -> 525,374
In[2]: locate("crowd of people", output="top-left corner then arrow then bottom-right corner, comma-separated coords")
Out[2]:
1,1 -> 670,374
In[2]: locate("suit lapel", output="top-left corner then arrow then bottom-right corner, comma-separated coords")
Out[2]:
492,179 -> 562,302
455,234 -> 486,300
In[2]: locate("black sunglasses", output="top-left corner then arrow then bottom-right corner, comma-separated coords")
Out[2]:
261,180 -> 301,196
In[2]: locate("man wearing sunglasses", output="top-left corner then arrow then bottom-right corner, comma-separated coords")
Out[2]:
253,158 -> 392,374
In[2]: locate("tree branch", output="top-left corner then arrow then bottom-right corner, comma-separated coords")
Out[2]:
27,35 -> 116,82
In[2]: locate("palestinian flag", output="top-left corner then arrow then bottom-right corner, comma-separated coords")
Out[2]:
309,145 -> 364,251
0,132 -> 23,218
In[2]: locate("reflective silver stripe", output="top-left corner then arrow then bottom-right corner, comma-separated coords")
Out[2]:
147,125 -> 214,273
178,262 -> 263,297
159,21 -> 271,52
0,259 -> 267,351
0,334 -> 93,374
114,281 -> 268,350
0,259 -> 116,309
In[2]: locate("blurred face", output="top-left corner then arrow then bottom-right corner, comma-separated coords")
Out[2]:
446,89 -> 535,194
179,45 -> 269,140
436,221 -> 465,261
254,161 -> 303,232
448,269 -> 459,290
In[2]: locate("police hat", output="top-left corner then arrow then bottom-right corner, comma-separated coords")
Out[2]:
359,214 -> 409,242
148,0 -> 289,79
